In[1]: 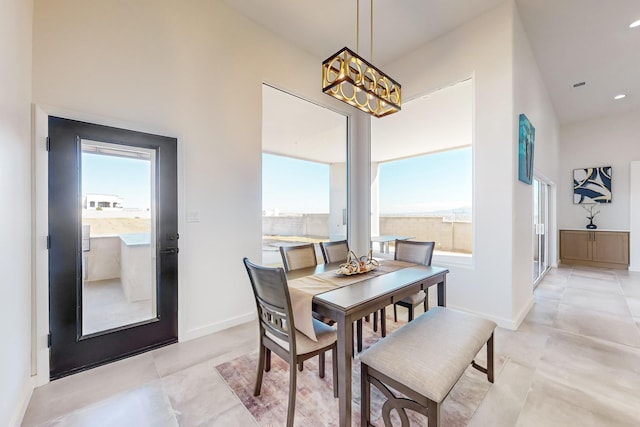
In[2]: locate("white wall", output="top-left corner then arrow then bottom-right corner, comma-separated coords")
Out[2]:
630,162 -> 640,271
511,3 -> 560,318
0,0 -> 34,424
382,1 -> 559,327
31,0 -> 355,371
559,109 -> 640,232
382,2 -> 516,325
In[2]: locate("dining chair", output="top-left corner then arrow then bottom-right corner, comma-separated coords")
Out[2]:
393,240 -> 436,322
279,243 -> 328,369
319,240 -> 386,352
279,243 -> 318,272
243,258 -> 338,427
319,239 -> 349,264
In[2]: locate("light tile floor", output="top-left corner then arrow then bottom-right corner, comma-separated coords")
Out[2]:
22,266 -> 640,426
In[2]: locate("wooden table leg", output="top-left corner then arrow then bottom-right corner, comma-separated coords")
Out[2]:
336,315 -> 353,427
437,278 -> 447,307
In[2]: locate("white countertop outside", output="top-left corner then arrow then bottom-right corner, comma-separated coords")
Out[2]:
119,232 -> 151,246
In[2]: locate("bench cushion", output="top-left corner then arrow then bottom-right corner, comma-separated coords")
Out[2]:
359,306 -> 496,403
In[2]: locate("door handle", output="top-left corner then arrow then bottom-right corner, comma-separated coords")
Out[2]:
159,247 -> 179,254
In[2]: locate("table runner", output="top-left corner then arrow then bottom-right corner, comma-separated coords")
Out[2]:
288,260 -> 416,341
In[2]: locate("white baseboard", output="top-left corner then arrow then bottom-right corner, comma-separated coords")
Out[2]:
511,296 -> 535,329
448,296 -> 534,331
9,380 -> 34,427
180,312 -> 256,342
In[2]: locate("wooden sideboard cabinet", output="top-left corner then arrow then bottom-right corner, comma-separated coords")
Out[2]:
559,230 -> 629,269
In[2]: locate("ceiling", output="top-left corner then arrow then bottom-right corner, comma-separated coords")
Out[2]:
517,0 -> 640,124
225,0 -> 640,125
263,79 -> 472,164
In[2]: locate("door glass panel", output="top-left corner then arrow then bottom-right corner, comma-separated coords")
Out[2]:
533,177 -> 549,284
533,179 -> 540,281
81,139 -> 157,336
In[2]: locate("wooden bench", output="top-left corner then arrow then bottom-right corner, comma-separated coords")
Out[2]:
359,306 -> 496,427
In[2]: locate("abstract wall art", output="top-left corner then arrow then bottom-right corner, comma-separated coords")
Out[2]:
518,113 -> 535,185
573,166 -> 612,204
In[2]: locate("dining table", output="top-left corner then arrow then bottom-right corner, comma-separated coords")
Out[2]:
286,259 -> 449,427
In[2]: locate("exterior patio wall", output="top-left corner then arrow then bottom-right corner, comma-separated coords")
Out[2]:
84,236 -> 121,281
262,214 -> 472,253
379,216 -> 472,253
262,214 -> 330,238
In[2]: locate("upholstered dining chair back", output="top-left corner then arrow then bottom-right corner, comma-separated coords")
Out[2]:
394,240 -> 435,266
280,243 -> 318,272
243,258 -> 295,350
320,240 -> 349,264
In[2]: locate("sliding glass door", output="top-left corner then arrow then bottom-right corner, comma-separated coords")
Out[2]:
533,177 -> 550,285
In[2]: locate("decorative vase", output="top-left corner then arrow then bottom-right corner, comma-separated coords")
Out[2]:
586,218 -> 597,230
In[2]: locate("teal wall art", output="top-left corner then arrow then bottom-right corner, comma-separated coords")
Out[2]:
518,114 -> 535,185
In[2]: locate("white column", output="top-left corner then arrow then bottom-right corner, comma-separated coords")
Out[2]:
348,111 -> 371,255
329,162 -> 347,240
370,162 -> 380,238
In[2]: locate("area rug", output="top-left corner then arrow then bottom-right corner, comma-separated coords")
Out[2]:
216,317 -> 505,426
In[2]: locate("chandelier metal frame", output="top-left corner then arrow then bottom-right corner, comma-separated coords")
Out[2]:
321,0 -> 401,118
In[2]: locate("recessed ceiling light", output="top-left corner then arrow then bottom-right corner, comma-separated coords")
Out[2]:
614,94 -> 626,100
630,19 -> 640,28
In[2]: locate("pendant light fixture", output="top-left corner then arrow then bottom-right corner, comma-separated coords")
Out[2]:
321,0 -> 401,118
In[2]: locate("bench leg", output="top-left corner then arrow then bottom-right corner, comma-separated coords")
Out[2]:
427,399 -> 440,427
470,332 -> 496,383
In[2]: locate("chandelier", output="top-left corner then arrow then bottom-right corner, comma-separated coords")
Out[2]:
321,0 -> 401,118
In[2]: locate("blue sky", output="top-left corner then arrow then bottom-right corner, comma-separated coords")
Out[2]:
82,153 -> 151,210
83,147 -> 471,214
262,153 -> 330,213
262,147 -> 471,214
378,147 -> 472,214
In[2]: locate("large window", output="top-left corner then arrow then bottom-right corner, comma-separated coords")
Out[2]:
261,84 -> 348,265
371,79 -> 473,258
